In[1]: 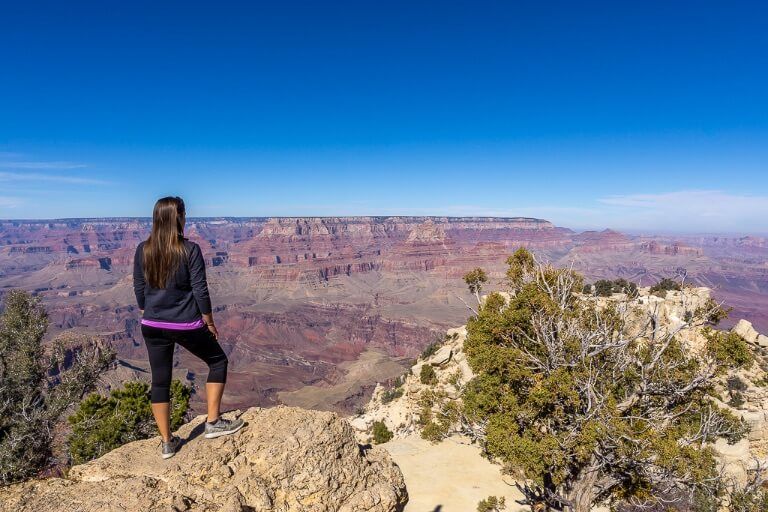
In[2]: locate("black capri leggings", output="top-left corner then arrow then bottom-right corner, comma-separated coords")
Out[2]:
140,324 -> 228,403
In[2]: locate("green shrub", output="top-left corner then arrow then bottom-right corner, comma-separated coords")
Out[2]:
705,329 -> 754,372
477,495 -> 506,511
447,369 -> 463,389
590,278 -> 638,298
418,389 -> 459,443
371,420 -> 393,444
729,481 -> 768,512
420,364 -> 438,385
381,386 -> 403,404
593,279 -> 615,297
68,379 -> 191,464
695,298 -> 732,325
726,376 -> 749,409
650,277 -> 682,295
420,340 -> 441,360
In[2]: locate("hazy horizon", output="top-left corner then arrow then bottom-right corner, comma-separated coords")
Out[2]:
0,213 -> 765,238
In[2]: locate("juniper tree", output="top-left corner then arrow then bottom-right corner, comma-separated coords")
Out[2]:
0,290 -> 114,484
461,249 -> 751,512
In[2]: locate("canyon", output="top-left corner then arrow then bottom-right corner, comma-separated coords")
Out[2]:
1,216 -> 766,413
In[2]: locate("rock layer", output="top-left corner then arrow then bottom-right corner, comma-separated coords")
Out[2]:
0,406 -> 408,512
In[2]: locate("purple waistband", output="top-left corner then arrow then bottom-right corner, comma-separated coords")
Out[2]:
141,317 -> 205,330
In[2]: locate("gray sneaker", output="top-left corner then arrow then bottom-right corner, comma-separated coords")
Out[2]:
161,435 -> 181,459
204,417 -> 245,439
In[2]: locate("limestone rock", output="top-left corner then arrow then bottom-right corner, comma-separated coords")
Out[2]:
349,326 -> 471,443
733,318 -> 760,344
0,406 -> 408,512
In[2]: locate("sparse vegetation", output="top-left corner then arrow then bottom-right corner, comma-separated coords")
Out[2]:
418,389 -> 459,443
650,277 -> 682,295
68,379 -> 191,464
419,332 -> 458,363
371,420 -> 393,444
0,290 -> 115,484
420,338 -> 442,360
696,297 -> 732,325
728,473 -> 768,512
420,364 -> 438,385
477,495 -> 506,512
704,328 -> 753,370
461,248 -> 753,511
381,386 -> 404,404
447,368 -> 463,389
726,376 -> 749,409
588,278 -> 638,298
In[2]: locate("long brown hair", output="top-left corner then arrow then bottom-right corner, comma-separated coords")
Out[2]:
143,196 -> 187,288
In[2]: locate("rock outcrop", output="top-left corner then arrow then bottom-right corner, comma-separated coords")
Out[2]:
349,325 -> 472,443
0,406 -> 408,512
350,287 -> 768,486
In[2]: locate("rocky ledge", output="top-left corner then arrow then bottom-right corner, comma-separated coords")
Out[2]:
0,406 -> 408,512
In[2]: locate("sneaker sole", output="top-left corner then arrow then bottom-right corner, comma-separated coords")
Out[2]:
162,451 -> 177,459
204,422 -> 245,439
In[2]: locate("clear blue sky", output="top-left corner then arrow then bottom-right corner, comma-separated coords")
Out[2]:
1,1 -> 766,233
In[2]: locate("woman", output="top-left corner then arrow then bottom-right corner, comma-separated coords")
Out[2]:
133,196 -> 244,459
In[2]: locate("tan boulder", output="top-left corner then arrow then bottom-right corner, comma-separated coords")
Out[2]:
0,406 -> 407,512
732,319 -> 760,344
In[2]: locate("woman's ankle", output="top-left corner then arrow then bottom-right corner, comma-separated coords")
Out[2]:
206,414 -> 220,424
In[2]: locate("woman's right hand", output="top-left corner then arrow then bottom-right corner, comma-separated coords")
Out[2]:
203,313 -> 218,340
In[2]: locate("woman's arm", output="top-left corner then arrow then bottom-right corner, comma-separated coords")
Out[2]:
188,243 -> 216,338
133,243 -> 146,311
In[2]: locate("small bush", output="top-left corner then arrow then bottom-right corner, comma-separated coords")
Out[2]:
447,369 -> 463,389
68,379 -> 191,464
371,421 -> 393,444
418,390 -> 459,443
696,298 -> 732,325
705,329 -> 754,372
420,364 -> 438,385
728,391 -> 745,408
729,481 -> 768,512
477,495 -> 506,512
727,376 -> 749,392
591,278 -> 639,298
421,340 -> 441,360
594,279 -> 615,297
381,387 -> 403,404
650,278 -> 682,295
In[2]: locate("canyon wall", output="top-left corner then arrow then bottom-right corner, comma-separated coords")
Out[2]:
1,216 -> 766,413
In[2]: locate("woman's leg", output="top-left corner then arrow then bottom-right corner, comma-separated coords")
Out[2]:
205,382 -> 225,423
151,403 -> 172,441
141,325 -> 176,442
176,327 -> 229,422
